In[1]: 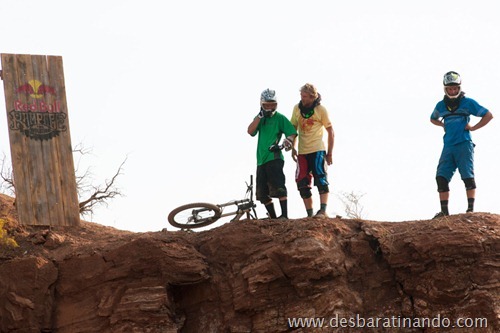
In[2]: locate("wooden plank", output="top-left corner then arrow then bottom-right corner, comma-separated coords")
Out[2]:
1,53 -> 80,226
27,55 -> 51,225
47,56 -> 80,226
2,54 -> 36,225
33,55 -> 59,225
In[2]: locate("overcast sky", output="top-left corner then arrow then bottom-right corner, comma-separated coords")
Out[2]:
1,1 -> 499,232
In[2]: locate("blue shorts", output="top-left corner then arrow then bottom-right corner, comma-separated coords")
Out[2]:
436,141 -> 475,181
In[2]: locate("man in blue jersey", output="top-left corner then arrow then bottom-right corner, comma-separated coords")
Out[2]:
430,71 -> 493,218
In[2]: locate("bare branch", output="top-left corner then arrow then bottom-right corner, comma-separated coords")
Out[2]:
73,141 -> 94,189
72,142 -> 93,157
0,154 -> 15,196
337,191 -> 366,219
0,143 -> 126,220
78,157 -> 127,217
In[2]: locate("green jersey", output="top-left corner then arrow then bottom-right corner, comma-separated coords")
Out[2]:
251,112 -> 297,166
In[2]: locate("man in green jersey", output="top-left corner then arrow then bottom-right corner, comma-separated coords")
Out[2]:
248,89 -> 297,219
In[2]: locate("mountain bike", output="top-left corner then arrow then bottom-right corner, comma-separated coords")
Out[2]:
168,175 -> 258,229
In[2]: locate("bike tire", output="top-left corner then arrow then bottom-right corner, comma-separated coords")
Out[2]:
168,202 -> 222,229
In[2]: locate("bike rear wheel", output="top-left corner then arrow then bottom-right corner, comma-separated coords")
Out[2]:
168,202 -> 222,229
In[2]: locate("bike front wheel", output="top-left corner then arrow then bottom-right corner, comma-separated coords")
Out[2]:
168,202 -> 222,229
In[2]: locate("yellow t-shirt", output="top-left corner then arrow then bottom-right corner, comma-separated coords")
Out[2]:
290,104 -> 332,154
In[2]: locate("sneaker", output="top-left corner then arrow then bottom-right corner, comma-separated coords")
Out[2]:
314,210 -> 328,219
432,212 -> 449,219
466,209 -> 473,213
277,215 -> 288,220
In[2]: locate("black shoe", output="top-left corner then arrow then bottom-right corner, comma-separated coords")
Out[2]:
277,215 -> 288,220
433,211 -> 449,219
466,209 -> 473,213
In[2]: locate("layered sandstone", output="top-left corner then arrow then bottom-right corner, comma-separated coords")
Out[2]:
0,195 -> 498,332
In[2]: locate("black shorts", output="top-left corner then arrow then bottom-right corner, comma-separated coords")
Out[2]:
256,159 -> 287,202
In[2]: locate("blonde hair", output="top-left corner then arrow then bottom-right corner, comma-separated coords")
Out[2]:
300,83 -> 318,98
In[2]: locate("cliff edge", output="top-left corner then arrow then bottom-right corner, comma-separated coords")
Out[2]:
0,194 -> 498,332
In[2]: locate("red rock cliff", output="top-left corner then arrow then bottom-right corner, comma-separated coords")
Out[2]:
0,194 -> 498,332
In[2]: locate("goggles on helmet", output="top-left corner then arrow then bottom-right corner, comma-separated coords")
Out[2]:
443,71 -> 461,86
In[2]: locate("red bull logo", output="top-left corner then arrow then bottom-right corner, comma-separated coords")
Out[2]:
16,79 -> 56,98
10,79 -> 66,140
14,79 -> 60,113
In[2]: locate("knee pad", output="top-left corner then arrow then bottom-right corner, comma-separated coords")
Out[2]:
436,176 -> 449,192
463,178 -> 476,190
297,177 -> 310,190
299,187 -> 312,199
317,184 -> 329,194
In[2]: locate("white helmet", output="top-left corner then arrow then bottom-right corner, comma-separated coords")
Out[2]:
443,71 -> 461,98
260,89 -> 277,116
261,89 -> 277,103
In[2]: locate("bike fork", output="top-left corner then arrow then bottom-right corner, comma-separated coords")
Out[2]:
231,212 -> 245,222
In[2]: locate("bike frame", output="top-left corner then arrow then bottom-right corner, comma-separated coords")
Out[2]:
217,175 -> 257,221
167,175 -> 258,229
215,198 -> 256,221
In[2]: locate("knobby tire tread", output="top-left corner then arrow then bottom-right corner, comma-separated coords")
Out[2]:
168,202 -> 221,229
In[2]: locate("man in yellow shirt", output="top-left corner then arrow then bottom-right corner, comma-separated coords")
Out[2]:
291,83 -> 334,218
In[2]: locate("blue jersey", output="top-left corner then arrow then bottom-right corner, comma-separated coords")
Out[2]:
430,96 -> 488,146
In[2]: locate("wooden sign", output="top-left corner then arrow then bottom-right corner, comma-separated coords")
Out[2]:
0,54 -> 80,226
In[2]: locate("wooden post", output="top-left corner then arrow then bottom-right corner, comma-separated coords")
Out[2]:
1,54 -> 80,226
